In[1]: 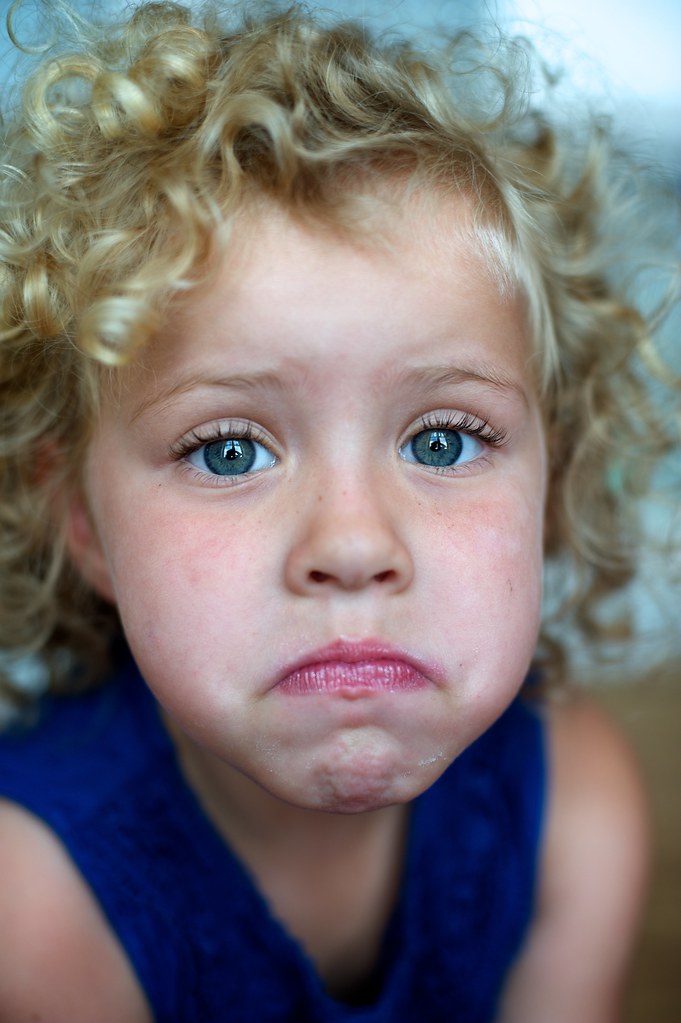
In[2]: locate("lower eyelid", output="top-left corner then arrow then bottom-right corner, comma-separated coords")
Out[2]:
179,465 -> 249,489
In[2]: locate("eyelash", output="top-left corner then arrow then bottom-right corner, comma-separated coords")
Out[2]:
169,421 -> 266,460
415,411 -> 508,448
169,410 -> 508,481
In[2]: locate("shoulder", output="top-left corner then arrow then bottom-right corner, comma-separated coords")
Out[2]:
544,695 -> 649,921
499,695 -> 650,1023
0,798 -> 153,1023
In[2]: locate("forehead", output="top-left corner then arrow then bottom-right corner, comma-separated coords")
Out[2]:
113,189 -> 534,411
194,191 -> 513,320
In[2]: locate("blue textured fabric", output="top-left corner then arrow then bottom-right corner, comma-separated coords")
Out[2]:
0,656 -> 546,1022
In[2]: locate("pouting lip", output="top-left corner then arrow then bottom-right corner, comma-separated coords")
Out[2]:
274,638 -> 445,692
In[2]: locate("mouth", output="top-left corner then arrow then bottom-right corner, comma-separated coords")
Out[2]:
276,639 -> 441,697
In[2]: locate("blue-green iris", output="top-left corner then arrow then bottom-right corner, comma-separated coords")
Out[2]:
409,429 -> 463,467
202,438 -> 257,475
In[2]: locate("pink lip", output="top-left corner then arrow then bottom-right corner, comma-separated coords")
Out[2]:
276,640 -> 440,696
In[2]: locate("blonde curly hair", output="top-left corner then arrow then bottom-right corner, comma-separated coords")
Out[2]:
0,0 -> 679,703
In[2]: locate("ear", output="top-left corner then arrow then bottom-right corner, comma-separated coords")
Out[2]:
65,491 -> 117,604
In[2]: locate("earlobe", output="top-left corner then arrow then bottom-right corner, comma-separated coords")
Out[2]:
65,492 -> 116,604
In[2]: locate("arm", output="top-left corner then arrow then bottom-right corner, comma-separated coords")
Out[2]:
498,697 -> 650,1023
0,799 -> 153,1023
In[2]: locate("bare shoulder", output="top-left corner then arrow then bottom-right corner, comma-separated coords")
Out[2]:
545,695 -> 650,881
0,799 -> 153,1023
499,695 -> 650,1023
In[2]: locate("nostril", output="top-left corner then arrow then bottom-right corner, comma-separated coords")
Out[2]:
309,570 -> 330,583
308,568 -> 396,586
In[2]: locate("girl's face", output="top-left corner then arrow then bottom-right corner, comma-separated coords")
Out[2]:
72,196 -> 547,813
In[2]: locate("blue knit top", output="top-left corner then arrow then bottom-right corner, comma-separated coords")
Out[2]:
0,656 -> 546,1022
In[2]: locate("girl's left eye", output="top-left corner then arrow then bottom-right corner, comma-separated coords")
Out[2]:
399,427 -> 483,468
185,436 -> 277,477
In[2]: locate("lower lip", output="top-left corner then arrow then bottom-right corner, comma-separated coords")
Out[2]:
278,659 -> 429,696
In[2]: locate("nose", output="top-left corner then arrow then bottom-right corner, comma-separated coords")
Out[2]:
284,479 -> 414,596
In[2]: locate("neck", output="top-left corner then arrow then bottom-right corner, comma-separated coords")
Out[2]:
164,713 -> 406,859
164,715 -> 410,992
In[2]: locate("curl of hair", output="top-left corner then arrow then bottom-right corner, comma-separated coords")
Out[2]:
1,0 -> 679,705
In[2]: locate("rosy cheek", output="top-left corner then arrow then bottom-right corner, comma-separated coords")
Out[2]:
433,491 -> 540,565
424,496 -> 542,643
111,508 -> 266,632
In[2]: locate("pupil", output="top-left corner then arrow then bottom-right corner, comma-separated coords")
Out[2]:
412,429 -> 462,467
204,438 -> 256,475
224,441 -> 242,460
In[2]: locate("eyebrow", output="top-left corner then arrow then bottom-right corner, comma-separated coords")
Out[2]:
129,370 -> 286,423
400,363 -> 531,408
129,358 -> 529,423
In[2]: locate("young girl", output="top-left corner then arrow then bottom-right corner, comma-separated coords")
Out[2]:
0,2 -> 678,1020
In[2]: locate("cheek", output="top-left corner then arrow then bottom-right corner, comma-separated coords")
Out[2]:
427,487 -> 542,577
474,502 -> 543,599
420,492 -> 543,667
91,488 -> 271,657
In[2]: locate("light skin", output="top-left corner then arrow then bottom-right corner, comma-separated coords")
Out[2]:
76,196 -> 547,817
0,193 -> 649,1021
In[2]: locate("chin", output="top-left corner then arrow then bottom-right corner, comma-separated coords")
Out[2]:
287,746 -> 445,815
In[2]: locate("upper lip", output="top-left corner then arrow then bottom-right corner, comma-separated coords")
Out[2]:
275,639 -> 444,686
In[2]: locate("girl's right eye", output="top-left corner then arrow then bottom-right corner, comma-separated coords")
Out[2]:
185,436 -> 277,477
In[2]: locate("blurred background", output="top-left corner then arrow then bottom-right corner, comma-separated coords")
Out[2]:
1,0 -> 679,1018
490,5 -> 680,1020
